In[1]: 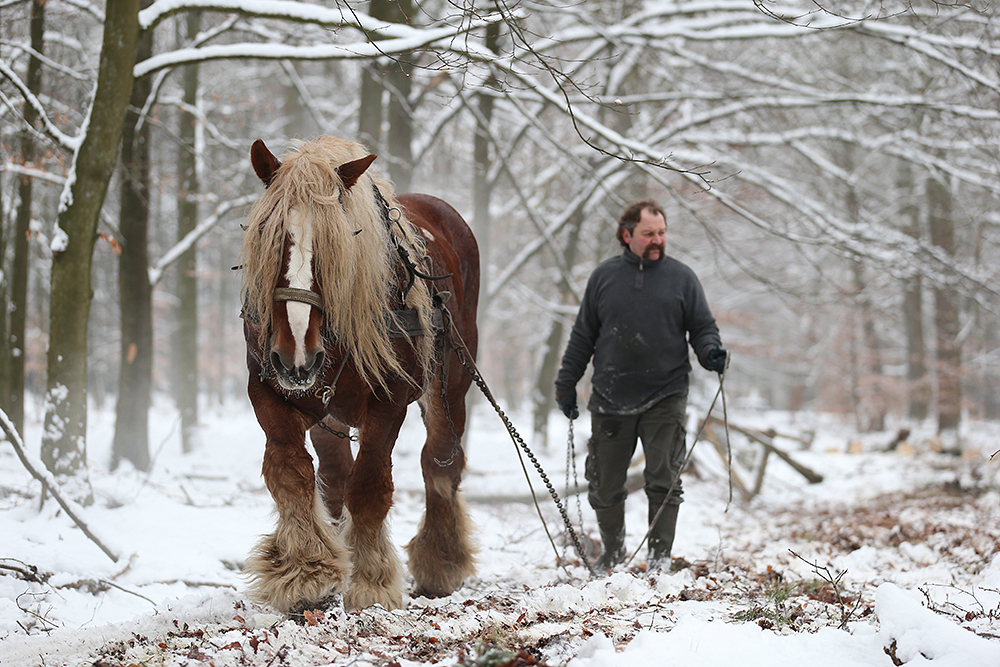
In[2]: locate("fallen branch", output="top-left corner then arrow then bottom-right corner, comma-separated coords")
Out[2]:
57,578 -> 157,605
707,416 -> 824,484
0,409 -> 120,563
0,558 -> 49,584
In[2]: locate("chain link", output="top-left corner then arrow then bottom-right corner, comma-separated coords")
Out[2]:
314,420 -> 358,442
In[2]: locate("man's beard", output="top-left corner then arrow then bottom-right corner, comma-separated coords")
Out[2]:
642,244 -> 665,261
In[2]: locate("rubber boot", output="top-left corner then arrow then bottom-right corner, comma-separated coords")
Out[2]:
647,502 -> 679,569
593,504 -> 626,571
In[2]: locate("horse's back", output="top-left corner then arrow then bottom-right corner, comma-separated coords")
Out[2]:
397,193 -> 478,259
397,193 -> 480,318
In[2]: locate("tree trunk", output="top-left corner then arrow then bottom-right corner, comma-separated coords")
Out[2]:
851,259 -> 885,432
927,171 -> 962,437
5,0 -> 45,437
174,10 -> 203,453
531,208 -> 585,448
358,0 -> 414,191
384,0 -> 413,192
472,11 -> 500,315
41,0 -> 139,496
466,11 -> 501,436
386,65 -> 413,192
358,0 -> 394,150
898,160 -> 929,421
358,57 -> 383,150
0,185 -> 7,419
971,218 -> 1000,419
111,0 -> 154,471
839,143 -> 885,432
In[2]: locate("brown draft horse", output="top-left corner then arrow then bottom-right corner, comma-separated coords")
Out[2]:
239,135 -> 479,613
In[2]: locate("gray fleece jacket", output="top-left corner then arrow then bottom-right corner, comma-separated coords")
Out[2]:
555,248 -> 721,415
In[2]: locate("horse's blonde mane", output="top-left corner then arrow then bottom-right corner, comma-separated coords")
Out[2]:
240,135 -> 435,390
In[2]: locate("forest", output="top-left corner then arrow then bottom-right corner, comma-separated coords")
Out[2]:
1,0 -> 999,491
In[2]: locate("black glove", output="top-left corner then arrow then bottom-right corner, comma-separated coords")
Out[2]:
707,347 -> 729,374
556,395 -> 579,420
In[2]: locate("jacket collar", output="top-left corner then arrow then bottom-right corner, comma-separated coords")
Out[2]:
622,248 -> 664,267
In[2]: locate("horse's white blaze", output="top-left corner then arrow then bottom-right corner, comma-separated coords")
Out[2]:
285,209 -> 315,369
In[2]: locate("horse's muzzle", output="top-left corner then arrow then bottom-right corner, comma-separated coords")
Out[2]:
271,348 -> 325,391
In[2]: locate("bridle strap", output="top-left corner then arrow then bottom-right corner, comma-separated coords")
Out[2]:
273,286 -> 324,311
371,185 -> 453,301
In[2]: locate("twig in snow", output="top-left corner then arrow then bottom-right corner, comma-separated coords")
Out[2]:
15,590 -> 59,632
788,549 -> 863,629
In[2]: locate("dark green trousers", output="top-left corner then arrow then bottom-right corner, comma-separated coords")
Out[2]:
585,392 -> 687,511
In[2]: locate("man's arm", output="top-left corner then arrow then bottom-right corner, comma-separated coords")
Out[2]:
555,276 -> 601,401
684,271 -> 723,370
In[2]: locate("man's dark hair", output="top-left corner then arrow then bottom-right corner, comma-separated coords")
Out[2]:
616,199 -> 666,246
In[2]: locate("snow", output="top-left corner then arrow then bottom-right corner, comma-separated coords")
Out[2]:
1,396 -> 999,666
49,225 -> 69,254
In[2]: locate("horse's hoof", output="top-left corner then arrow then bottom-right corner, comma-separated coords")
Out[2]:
411,586 -> 445,600
288,594 -> 344,623
244,530 -> 351,614
343,584 -> 404,611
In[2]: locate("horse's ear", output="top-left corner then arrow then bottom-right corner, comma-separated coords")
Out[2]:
337,154 -> 377,191
251,139 -> 281,188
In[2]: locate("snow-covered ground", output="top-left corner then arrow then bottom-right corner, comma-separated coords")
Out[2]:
1,394 -> 999,666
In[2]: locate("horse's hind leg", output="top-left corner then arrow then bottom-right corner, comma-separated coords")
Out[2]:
340,407 -> 407,610
406,376 -> 476,598
244,382 -> 350,613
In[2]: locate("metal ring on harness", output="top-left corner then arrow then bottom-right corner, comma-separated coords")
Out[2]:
371,185 -> 453,300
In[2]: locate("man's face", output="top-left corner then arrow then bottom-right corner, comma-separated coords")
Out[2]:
622,209 -> 666,261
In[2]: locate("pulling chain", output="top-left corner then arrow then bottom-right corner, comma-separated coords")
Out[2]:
314,420 -> 358,442
566,419 -> 585,541
441,309 -> 594,574
433,327 -> 461,467
312,354 -> 357,441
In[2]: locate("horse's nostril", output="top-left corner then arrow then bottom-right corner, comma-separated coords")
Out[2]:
310,350 -> 326,373
270,350 -> 284,372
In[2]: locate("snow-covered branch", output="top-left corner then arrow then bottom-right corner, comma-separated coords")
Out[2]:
149,194 -> 257,286
0,59 -> 79,151
0,409 -> 120,564
135,0 -> 511,73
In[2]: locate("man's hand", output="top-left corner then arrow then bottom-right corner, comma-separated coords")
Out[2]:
556,395 -> 580,420
707,347 -> 729,374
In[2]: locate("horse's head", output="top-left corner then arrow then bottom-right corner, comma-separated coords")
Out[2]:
246,139 -> 377,392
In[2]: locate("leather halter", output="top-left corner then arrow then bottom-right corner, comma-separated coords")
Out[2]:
273,286 -> 324,310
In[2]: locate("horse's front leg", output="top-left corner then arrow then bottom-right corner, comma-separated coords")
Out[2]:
406,372 -> 476,599
341,406 -> 407,610
244,380 -> 350,614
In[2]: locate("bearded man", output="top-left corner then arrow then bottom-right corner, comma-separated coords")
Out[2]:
555,199 -> 728,570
